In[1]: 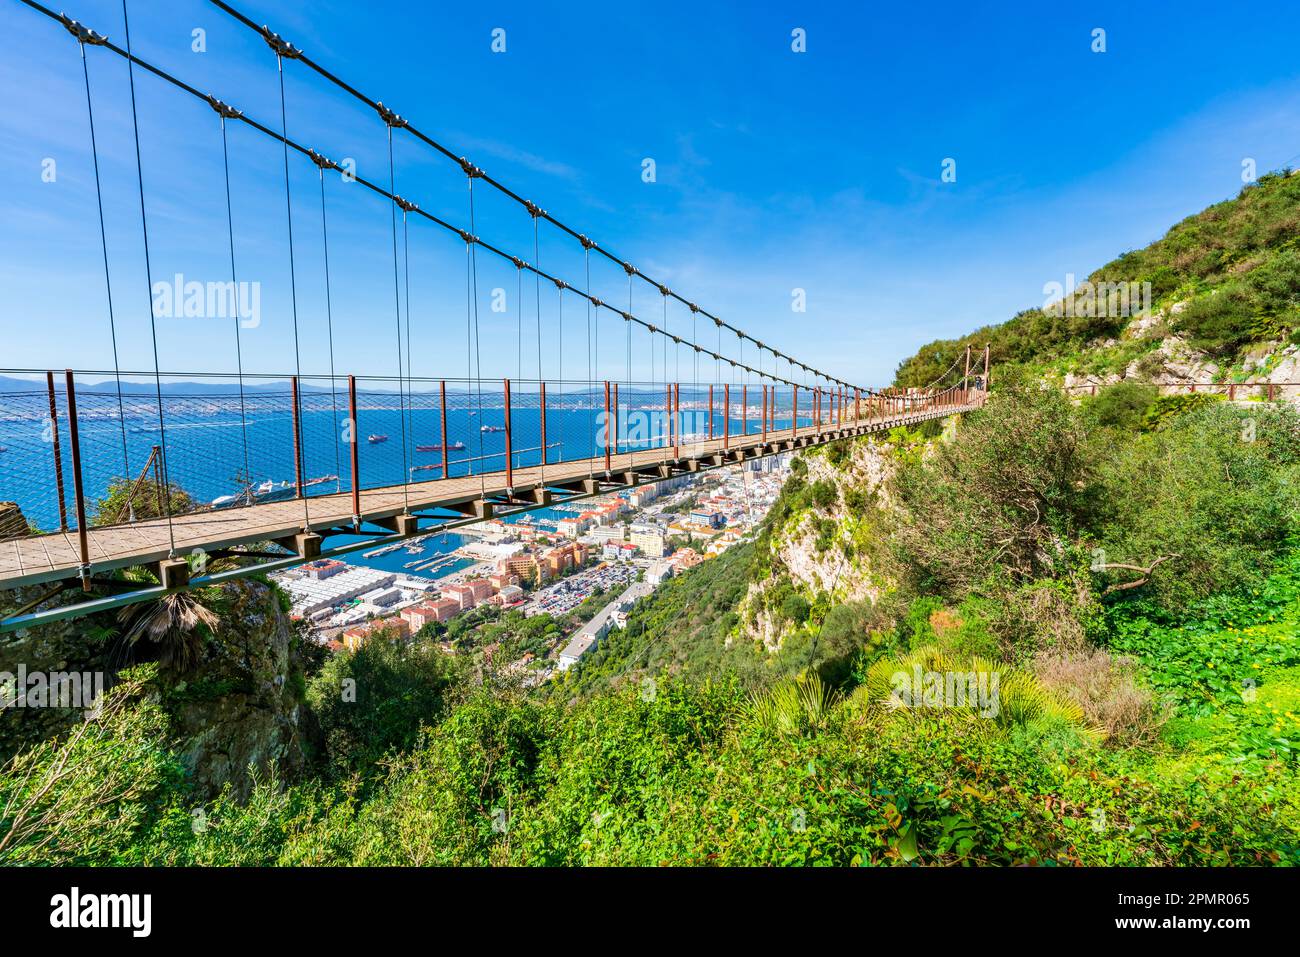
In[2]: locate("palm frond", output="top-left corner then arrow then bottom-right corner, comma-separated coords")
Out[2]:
745,672 -> 843,737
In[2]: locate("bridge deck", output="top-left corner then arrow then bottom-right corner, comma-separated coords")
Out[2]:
0,405 -> 971,590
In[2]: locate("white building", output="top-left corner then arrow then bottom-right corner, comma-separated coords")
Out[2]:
360,586 -> 403,608
629,524 -> 666,558
277,567 -> 397,617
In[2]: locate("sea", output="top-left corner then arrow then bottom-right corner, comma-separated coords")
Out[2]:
0,384 -> 801,579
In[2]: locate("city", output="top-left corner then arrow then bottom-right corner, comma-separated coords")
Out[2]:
270,455 -> 790,679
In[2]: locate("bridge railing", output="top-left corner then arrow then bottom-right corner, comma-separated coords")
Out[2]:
0,370 -> 983,569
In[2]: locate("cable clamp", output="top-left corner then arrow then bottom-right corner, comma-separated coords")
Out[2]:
458,156 -> 483,178
688,302 -> 699,313
523,199 -> 544,218
590,297 -> 604,309
712,317 -> 723,328
578,234 -> 597,250
658,284 -> 670,297
552,278 -> 567,290
622,261 -> 635,276
458,229 -> 477,245
395,196 -> 419,213
206,95 -> 243,120
621,311 -> 633,322
307,149 -> 336,170
59,15 -> 107,45
510,256 -> 525,270
376,102 -> 407,128
647,323 -> 657,334
260,26 -> 303,59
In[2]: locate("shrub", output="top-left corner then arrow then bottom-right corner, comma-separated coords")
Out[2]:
1085,381 -> 1158,431
780,593 -> 810,625
1094,402 -> 1300,611
307,637 -> 460,778
888,383 -> 1094,597
1032,649 -> 1166,748
808,479 -> 839,510
1173,285 -> 1257,356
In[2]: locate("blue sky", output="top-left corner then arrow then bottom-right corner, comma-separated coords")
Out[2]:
3,0 -> 1300,388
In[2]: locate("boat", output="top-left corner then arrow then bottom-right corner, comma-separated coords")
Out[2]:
210,474 -> 337,509
211,479 -> 288,509
367,434 -> 389,444
417,441 -> 466,452
480,425 -> 505,433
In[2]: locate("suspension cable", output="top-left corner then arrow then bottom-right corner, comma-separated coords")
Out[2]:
216,110 -> 252,495
466,175 -> 487,498
402,208 -> 414,473
381,117 -> 411,510
22,0 -> 845,396
516,261 -> 523,382
120,0 -> 175,557
625,268 -> 632,455
311,152 -> 342,489
76,33 -> 129,481
272,46 -> 312,528
205,0 -> 860,394
584,243 -> 593,478
532,214 -> 544,483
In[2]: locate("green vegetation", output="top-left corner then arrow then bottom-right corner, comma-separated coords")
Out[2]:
93,476 -> 193,527
5,380 -> 1298,866
895,171 -> 1300,386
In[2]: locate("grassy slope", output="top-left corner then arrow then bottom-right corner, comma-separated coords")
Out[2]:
895,171 -> 1300,387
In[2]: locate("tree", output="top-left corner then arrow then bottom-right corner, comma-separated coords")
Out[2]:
889,381 -> 1094,597
307,635 -> 460,777
780,593 -> 810,625
93,476 -> 193,527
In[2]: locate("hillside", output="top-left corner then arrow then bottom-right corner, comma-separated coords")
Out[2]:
6,174 -> 1300,867
6,384 -> 1298,865
895,170 -> 1300,389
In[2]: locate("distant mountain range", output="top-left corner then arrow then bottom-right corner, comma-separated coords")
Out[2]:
0,375 -> 613,398
0,375 -> 341,395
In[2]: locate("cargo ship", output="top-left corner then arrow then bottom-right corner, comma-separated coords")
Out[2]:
416,441 -> 466,452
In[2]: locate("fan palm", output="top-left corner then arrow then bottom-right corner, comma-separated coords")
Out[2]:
116,591 -> 219,672
852,645 -> 1098,739
745,672 -> 843,737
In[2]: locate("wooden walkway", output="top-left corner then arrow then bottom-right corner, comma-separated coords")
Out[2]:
0,402 -> 974,590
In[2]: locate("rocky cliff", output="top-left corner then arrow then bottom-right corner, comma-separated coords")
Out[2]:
739,426 -> 947,652
1,573 -> 315,802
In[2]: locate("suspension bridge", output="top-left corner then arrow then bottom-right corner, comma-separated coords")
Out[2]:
0,0 -> 989,631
